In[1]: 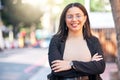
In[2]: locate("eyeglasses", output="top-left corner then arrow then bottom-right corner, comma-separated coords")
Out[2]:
66,14 -> 84,20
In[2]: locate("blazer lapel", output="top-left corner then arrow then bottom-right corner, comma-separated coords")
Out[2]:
59,40 -> 65,58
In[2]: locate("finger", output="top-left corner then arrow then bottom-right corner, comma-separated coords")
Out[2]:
95,55 -> 102,58
52,65 -> 61,71
51,63 -> 59,68
54,69 -> 62,72
93,53 -> 98,58
52,60 -> 61,64
54,67 -> 63,72
92,55 -> 102,59
95,58 -> 103,61
92,56 -> 103,61
93,58 -> 103,61
94,53 -> 98,56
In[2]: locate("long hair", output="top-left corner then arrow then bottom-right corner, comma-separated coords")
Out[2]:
56,2 -> 92,40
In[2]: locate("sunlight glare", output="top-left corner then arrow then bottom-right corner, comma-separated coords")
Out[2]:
22,0 -> 47,6
53,0 -> 63,4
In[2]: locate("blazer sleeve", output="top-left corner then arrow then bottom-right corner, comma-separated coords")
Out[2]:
48,36 -> 85,77
72,37 -> 106,75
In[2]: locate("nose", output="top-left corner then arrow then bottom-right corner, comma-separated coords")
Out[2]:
72,16 -> 77,21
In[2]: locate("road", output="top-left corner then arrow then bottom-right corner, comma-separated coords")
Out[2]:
0,48 -> 50,80
0,48 -> 118,80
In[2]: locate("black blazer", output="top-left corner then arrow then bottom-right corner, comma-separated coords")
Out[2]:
48,35 -> 105,80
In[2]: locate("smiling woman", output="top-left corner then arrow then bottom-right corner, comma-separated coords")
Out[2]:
48,2 -> 105,80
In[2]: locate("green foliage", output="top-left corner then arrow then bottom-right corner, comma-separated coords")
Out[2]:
57,0 -> 85,14
90,0 -> 110,12
1,0 -> 43,38
1,0 -> 43,27
63,0 -> 84,5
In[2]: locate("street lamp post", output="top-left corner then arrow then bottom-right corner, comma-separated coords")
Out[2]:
0,0 -> 3,21
0,0 -> 2,20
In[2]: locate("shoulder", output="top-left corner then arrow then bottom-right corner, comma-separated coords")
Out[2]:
87,36 -> 99,42
51,34 -> 60,40
50,34 -> 62,43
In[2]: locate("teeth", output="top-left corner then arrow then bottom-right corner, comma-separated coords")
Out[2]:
72,24 -> 77,26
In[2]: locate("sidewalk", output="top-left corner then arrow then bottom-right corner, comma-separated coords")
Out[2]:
101,62 -> 118,80
29,57 -> 51,80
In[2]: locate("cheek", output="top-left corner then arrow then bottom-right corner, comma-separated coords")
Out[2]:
65,19 -> 71,26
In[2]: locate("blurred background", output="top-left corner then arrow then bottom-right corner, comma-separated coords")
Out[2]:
0,0 -> 118,80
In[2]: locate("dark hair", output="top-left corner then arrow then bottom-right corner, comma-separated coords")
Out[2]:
56,2 -> 92,40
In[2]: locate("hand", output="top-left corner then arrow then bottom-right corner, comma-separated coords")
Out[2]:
51,60 -> 71,72
91,53 -> 103,61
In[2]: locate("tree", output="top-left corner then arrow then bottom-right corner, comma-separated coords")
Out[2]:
109,0 -> 120,79
1,0 -> 43,37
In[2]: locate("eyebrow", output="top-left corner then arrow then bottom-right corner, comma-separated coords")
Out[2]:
66,13 -> 83,16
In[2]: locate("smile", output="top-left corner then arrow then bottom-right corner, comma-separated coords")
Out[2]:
71,23 -> 79,28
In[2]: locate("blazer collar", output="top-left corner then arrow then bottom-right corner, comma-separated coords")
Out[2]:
60,40 -> 66,58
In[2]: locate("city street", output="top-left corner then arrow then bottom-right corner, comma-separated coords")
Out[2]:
0,48 -> 118,80
0,0 -> 119,80
0,48 -> 51,80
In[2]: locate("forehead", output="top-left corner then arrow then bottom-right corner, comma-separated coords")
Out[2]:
66,7 -> 84,15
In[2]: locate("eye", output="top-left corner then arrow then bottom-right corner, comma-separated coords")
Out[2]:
66,15 -> 73,19
76,15 -> 81,18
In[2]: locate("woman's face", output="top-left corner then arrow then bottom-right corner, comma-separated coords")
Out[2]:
65,7 -> 86,32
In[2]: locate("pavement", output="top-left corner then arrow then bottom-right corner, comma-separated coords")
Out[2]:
0,48 -> 118,80
101,62 -> 118,80
0,48 -> 51,80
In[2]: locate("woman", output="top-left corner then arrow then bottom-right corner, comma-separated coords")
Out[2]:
48,2 -> 105,80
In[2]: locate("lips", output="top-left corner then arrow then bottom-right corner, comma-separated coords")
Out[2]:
71,23 -> 79,28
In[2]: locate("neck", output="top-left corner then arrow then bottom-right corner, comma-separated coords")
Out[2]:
68,30 -> 83,39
